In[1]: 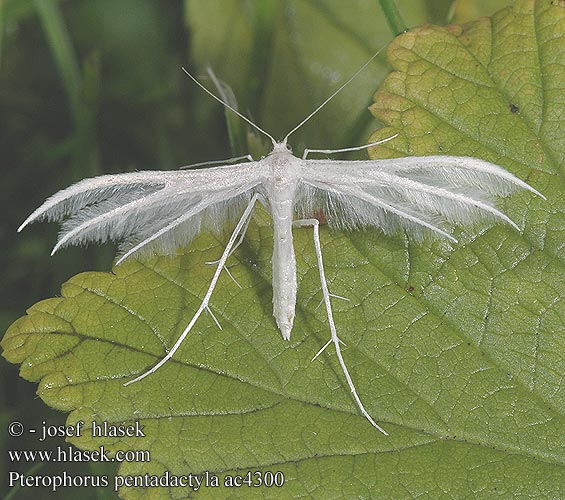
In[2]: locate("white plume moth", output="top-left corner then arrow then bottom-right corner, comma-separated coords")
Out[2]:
18,51 -> 544,435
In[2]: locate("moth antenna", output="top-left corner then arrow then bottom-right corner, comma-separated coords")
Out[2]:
181,66 -> 277,146
283,45 -> 387,143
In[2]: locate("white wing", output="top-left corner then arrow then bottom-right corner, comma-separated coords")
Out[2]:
19,161 -> 263,262
296,156 -> 543,241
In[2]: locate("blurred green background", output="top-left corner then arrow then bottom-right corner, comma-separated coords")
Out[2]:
1,1 -> 511,498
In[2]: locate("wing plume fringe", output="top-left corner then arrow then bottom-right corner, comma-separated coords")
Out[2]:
296,155 -> 542,239
19,163 -> 261,261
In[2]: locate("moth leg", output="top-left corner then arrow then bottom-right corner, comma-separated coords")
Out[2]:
302,133 -> 399,159
293,218 -> 388,435
311,337 -> 346,362
218,266 -> 242,289
315,292 -> 349,311
204,199 -> 258,289
180,154 -> 253,170
124,193 -> 260,386
205,205 -> 254,266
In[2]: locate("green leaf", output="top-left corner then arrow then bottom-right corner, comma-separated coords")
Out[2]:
3,1 -> 564,499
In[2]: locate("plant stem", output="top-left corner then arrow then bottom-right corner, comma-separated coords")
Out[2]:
33,0 -> 81,123
377,0 -> 408,36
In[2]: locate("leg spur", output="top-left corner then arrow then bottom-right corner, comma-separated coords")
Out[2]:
124,193 -> 260,386
294,218 -> 388,435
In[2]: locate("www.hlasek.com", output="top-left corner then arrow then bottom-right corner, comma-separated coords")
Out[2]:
7,419 -> 285,492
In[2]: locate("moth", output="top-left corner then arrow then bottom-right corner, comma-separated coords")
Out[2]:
18,55 -> 543,435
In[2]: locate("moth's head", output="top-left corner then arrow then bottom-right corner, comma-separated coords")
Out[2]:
270,139 -> 293,156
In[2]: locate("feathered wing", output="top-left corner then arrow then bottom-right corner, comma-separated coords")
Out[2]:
295,156 -> 543,241
19,161 -> 263,262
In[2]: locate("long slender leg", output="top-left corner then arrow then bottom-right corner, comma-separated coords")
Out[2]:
302,133 -> 399,159
124,193 -> 260,386
180,154 -> 253,170
204,193 -> 263,289
205,206 -> 254,265
294,218 -> 388,435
